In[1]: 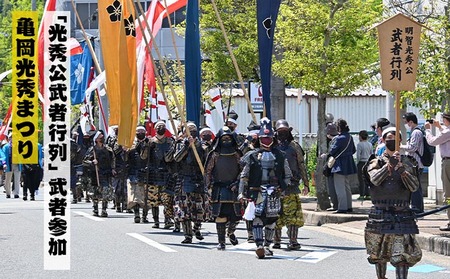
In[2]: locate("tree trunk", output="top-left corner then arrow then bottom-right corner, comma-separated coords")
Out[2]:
271,74 -> 285,122
271,44 -> 286,122
314,94 -> 331,211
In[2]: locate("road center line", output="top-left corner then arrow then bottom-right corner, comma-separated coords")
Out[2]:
73,211 -> 105,222
127,233 -> 178,253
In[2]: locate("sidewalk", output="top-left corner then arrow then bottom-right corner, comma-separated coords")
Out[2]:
301,195 -> 450,256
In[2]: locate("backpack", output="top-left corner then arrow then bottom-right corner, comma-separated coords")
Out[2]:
362,154 -> 377,189
414,127 -> 435,167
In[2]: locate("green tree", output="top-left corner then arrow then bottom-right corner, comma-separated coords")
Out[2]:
200,0 -> 259,86
274,0 -> 382,210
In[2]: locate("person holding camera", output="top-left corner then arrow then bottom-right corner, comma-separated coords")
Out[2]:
401,112 -> 424,213
365,127 -> 422,279
424,113 -> 450,231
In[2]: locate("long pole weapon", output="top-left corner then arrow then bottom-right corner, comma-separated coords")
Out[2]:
133,1 -> 178,137
134,0 -> 204,175
71,0 -> 102,187
70,0 -> 103,77
209,0 -> 257,123
163,0 -> 187,110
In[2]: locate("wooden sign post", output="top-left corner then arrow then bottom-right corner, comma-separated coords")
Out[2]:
377,14 -> 422,151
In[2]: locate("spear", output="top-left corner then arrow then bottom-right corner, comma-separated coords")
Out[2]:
209,0 -> 257,123
133,0 -> 204,174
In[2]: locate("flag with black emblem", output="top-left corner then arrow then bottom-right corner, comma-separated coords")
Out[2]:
257,0 -> 281,120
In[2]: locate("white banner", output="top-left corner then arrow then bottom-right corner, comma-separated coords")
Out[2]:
43,11 -> 71,270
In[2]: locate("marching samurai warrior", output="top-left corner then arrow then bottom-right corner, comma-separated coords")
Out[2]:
238,118 -> 292,259
205,126 -> 243,250
83,130 -> 115,217
106,126 -> 129,213
273,119 -> 309,250
141,120 -> 175,228
173,122 -> 209,243
239,120 -> 261,242
127,126 -> 150,223
365,128 -> 422,279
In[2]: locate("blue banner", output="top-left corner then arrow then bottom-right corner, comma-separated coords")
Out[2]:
257,0 -> 281,120
70,41 -> 93,105
185,0 -> 201,127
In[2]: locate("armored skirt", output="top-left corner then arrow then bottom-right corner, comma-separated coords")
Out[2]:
211,182 -> 242,222
364,206 -> 422,267
174,174 -> 210,222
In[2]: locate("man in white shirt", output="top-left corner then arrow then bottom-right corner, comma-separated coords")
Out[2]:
401,112 -> 424,213
424,113 -> 450,231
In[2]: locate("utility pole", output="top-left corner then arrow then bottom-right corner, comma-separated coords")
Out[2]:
32,0 -> 36,11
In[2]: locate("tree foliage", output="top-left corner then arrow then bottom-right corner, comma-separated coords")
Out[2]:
274,0 -> 382,95
199,0 -> 259,86
274,0 -> 383,209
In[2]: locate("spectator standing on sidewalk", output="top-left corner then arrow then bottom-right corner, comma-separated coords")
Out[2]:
365,127 -> 422,279
356,130 -> 373,200
329,119 -> 357,213
424,113 -> 450,231
401,112 -> 425,213
2,135 -> 22,199
324,120 -> 339,211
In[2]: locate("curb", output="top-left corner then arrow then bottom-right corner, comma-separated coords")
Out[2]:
304,210 -> 450,256
303,209 -> 367,226
417,233 -> 450,256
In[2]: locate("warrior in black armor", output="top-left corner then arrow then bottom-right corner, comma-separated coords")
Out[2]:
225,110 -> 245,148
70,131 -> 81,204
70,131 -> 92,203
239,120 -> 261,242
205,126 -> 243,250
83,130 -> 115,217
365,128 -> 422,279
77,132 -> 94,203
199,126 -> 214,155
142,121 -> 175,228
127,126 -> 149,223
273,119 -> 309,250
106,126 -> 129,213
173,122 -> 208,243
238,118 -> 292,259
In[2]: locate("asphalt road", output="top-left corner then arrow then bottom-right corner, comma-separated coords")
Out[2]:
1,194 -> 449,279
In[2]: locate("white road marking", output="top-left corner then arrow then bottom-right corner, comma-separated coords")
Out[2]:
73,211 -> 105,222
127,233 -> 178,253
229,242 -> 337,263
295,249 -> 338,263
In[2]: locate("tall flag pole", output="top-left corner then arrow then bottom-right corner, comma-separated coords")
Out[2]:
98,0 -> 138,147
185,0 -> 201,127
256,0 -> 281,120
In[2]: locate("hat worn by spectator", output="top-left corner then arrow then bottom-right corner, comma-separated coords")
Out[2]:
326,123 -> 338,136
443,113 -> 450,120
226,110 -> 238,124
